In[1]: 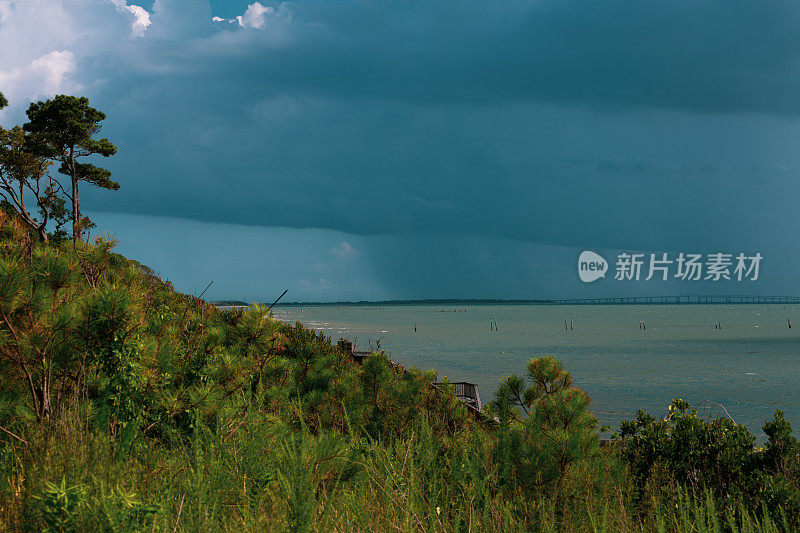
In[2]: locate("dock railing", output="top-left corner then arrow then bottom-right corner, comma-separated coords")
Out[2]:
337,338 -> 488,419
433,381 -> 482,412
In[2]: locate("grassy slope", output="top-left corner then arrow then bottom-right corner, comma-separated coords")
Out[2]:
0,211 -> 797,532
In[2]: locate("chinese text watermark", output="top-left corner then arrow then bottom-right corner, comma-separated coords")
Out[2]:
579,251 -> 762,283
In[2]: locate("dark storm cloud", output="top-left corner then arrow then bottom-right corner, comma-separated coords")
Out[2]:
92,92 -> 800,252
121,0 -> 800,113
5,0 -> 800,300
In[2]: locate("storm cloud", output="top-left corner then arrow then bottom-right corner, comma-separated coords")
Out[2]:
2,0 -> 800,299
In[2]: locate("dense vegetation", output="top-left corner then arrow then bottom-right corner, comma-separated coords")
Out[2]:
1,92 -> 799,531
0,212 -> 798,531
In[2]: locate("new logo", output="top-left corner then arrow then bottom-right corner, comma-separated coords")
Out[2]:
578,251 -> 608,283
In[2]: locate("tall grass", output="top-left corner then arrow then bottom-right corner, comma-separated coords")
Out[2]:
1,403 -> 793,531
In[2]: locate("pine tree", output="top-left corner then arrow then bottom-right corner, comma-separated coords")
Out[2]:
23,95 -> 117,242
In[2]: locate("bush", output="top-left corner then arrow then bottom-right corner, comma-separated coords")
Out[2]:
491,356 -> 599,494
35,478 -> 86,532
617,399 -> 800,527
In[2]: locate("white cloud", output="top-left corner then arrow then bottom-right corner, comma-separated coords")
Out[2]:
0,50 -> 78,106
213,2 -> 289,29
332,241 -> 356,259
127,4 -> 151,36
0,0 -> 153,113
238,2 -> 273,28
110,0 -> 152,36
0,0 -> 76,67
0,0 -> 292,115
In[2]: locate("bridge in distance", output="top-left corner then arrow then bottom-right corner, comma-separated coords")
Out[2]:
542,295 -> 800,305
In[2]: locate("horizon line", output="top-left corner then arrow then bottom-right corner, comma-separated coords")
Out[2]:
211,295 -> 800,307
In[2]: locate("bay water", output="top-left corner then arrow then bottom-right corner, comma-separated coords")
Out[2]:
272,303 -> 800,439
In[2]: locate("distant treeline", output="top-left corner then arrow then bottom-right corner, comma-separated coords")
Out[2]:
267,298 -> 551,306
211,299 -> 250,306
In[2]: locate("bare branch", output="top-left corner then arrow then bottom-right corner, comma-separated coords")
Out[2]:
0,424 -> 28,446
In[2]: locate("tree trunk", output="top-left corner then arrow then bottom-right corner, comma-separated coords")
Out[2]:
14,212 -> 47,246
37,225 -> 48,243
22,227 -> 32,259
71,170 -> 80,243
40,380 -> 50,421
39,353 -> 52,421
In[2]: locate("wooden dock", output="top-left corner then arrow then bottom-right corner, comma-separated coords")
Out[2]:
432,381 -> 482,413
337,338 -> 485,417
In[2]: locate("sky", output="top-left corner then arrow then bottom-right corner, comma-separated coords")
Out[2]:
2,0 -> 800,301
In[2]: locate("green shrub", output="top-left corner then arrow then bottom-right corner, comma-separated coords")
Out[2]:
618,400 -> 800,528
95,483 -> 159,532
492,356 -> 599,494
34,478 -> 86,532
